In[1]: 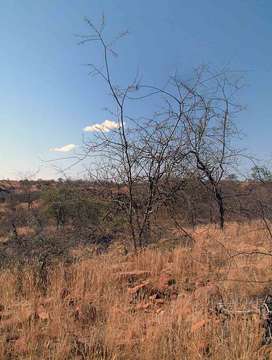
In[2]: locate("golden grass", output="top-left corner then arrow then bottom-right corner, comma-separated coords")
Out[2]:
0,221 -> 272,359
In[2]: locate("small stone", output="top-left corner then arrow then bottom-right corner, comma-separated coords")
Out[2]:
116,271 -> 151,284
135,302 -> 152,311
157,273 -> 176,290
128,281 -> 152,298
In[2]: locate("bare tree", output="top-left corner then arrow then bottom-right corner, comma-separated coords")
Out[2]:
78,17 -> 243,249
178,68 -> 243,229
129,69 -> 243,230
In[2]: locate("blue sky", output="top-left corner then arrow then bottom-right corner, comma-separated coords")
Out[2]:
1,0 -> 272,179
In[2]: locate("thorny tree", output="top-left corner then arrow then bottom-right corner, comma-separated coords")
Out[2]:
176,68 -> 243,229
78,17 -> 243,249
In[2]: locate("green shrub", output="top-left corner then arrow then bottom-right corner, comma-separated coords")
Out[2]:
41,185 -> 107,229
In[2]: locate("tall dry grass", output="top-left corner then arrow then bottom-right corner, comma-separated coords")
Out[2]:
0,221 -> 272,359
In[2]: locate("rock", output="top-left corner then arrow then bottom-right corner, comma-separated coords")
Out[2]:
128,281 -> 154,300
156,308 -> 165,315
155,273 -> 178,300
135,302 -> 152,311
154,298 -> 165,306
149,294 -> 165,302
129,276 -> 179,304
116,270 -> 151,284
157,273 -> 176,290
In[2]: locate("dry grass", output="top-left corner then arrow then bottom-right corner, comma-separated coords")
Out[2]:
1,221 -> 272,359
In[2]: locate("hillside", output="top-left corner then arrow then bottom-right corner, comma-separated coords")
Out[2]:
0,222 -> 272,359
0,180 -> 272,358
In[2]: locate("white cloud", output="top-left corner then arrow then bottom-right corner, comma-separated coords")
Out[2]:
84,119 -> 120,133
49,144 -> 76,153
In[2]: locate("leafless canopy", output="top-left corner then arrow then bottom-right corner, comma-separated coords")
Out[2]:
78,17 -> 243,249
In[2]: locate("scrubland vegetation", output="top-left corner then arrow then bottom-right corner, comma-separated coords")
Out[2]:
1,179 -> 272,359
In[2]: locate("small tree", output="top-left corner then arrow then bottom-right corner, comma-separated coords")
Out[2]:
251,165 -> 272,183
77,17 -> 243,249
42,184 -> 104,231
